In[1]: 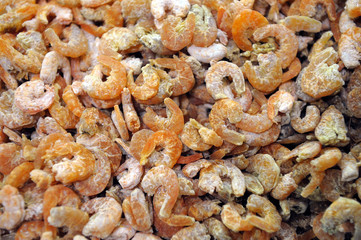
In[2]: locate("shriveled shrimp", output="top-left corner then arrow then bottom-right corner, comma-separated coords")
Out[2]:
221,202 -> 254,232
253,24 -> 298,69
321,197 -> 361,239
0,185 -> 25,230
280,16 -> 322,33
299,0 -> 336,21
160,13 -> 196,51
36,1 -> 73,25
346,0 -> 361,19
107,219 -> 136,240
180,120 -> 213,151
209,99 -> 245,145
191,4 -> 217,47
62,85 -> 85,118
311,147 -> 342,172
82,55 -> 127,100
308,31 -> 333,61
111,105 -> 130,141
143,98 -> 184,134
187,43 -> 227,64
171,222 -> 210,239
205,61 -> 245,100
15,221 -> 53,240
0,63 -> 17,90
140,130 -> 182,168
81,197 -> 123,239
122,87 -> 141,133
0,4 -> 37,34
243,52 -> 283,93
4,162 -> 34,188
40,51 -> 71,85
267,90 -> 295,123
240,123 -> 281,147
80,0 -> 113,7
338,153 -> 359,182
290,101 -> 320,133
42,141 -> 95,184
232,9 -> 269,51
190,118 -> 223,146
127,65 -> 160,101
151,57 -> 194,96
281,57 -> 301,83
116,157 -> 143,190
14,80 -> 54,115
122,188 -> 152,231
281,141 -> 322,163
246,194 -> 282,233
151,0 -> 190,20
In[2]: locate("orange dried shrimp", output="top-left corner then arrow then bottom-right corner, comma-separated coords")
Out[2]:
1,0 -> 360,239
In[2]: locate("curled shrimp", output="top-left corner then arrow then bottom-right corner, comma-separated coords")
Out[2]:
240,123 -> 281,147
311,147 -> 342,172
80,0 -> 113,7
299,0 -> 336,21
107,219 -> 136,240
290,101 -> 320,133
15,221 -> 54,240
44,24 -> 88,58
267,90 -> 295,123
253,24 -> 298,69
246,194 -> 282,233
321,197 -> 361,239
140,130 -> 182,168
151,0 -> 190,20
14,80 -> 55,115
82,55 -> 127,100
40,51 -> 71,85
209,99 -> 245,146
0,185 -> 25,230
190,4 -> 217,47
127,65 -> 160,101
151,57 -> 194,96
42,141 -> 95,184
243,52 -> 283,93
36,1 -> 73,25
143,97 -> 184,134
189,118 -> 223,147
281,57 -> 301,83
187,43 -> 227,64
0,4 -> 37,34
221,202 -> 254,232
4,162 -> 34,188
180,120 -> 213,151
205,61 -> 245,100
232,9 -> 269,51
81,197 -> 123,239
280,16 -> 322,33
281,141 -> 322,163
122,87 -> 141,133
115,157 -> 144,190
62,85 -> 85,118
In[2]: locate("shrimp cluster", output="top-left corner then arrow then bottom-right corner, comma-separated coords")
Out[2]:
1,0 -> 361,239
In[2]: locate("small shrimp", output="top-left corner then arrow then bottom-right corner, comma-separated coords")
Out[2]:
0,64 -> 17,90
62,85 -> 85,118
14,80 -> 55,115
30,169 -> 55,189
267,90 -> 295,123
190,4 -> 217,47
171,222 -> 210,239
81,197 -> 123,239
0,185 -> 25,230
82,55 -> 127,100
205,61 -> 245,100
151,57 -> 194,96
321,197 -> 361,239
115,157 -> 144,190
280,16 -> 322,33
187,198 -> 221,221
247,154 -> 280,193
311,147 -> 342,172
290,101 -> 320,133
313,212 -> 345,240
143,97 -> 184,134
160,13 -> 196,51
4,162 -> 34,188
122,188 -> 152,231
44,24 -> 88,58
232,9 -> 269,51
308,31 -> 333,61
151,0 -> 190,20
127,65 -> 160,101
40,51 -> 71,85
111,105 -> 130,141
209,99 -> 245,146
107,219 -> 136,240
42,141 -> 95,184
281,58 -> 301,83
0,4 -> 37,34
240,123 -> 280,147
253,24 -> 298,69
187,43 -> 227,64
338,153 -> 359,182
221,202 -> 254,232
243,52 -> 283,93
299,0 -> 336,21
281,141 -> 322,163
73,150 -> 111,196
15,221 -> 54,240
122,87 -> 141,133
36,1 -> 73,25
190,118 -> 223,147
140,130 -> 182,168
246,194 -> 282,233
180,120 -> 213,151
270,173 -> 297,200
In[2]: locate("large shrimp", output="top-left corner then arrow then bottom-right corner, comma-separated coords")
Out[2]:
115,157 -> 144,190
127,65 -> 160,101
40,51 -> 71,85
253,24 -> 298,69
82,55 -> 127,100
13,80 -> 55,115
205,61 -> 245,100
143,97 -> 184,134
81,197 -> 123,239
44,24 -> 88,58
140,130 -> 182,168
0,185 -> 25,230
151,57 -> 194,96
209,99 -> 245,145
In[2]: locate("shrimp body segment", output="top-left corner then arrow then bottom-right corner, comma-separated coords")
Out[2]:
0,185 -> 25,230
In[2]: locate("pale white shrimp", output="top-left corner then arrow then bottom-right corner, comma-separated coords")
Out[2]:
187,43 -> 227,63
116,157 -> 144,190
121,57 -> 143,75
36,1 -> 73,25
40,51 -> 71,85
339,10 -> 356,34
106,219 -> 136,240
151,0 -> 190,20
0,185 -> 25,230
14,80 -> 55,115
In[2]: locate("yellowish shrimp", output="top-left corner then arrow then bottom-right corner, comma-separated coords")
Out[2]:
190,118 -> 223,147
14,80 -> 55,115
111,104 -> 130,141
180,120 -> 213,151
0,185 -> 25,230
205,61 -> 245,100
253,24 -> 298,69
80,0 -> 113,7
311,147 -> 342,172
267,90 -> 295,123
299,0 -> 337,22
40,51 -> 71,85
221,202 -> 254,232
209,99 -> 245,146
127,65 -> 160,101
290,101 -> 320,133
143,97 -> 184,134
82,55 -> 127,100
115,157 -> 144,190
44,24 -> 88,58
4,162 -> 34,188
122,87 -> 141,133
281,141 -> 322,163
280,16 -> 322,33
